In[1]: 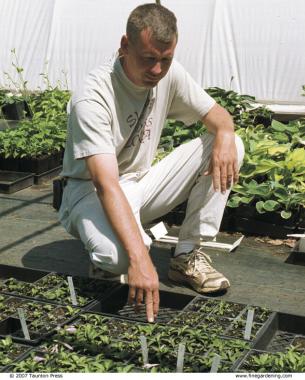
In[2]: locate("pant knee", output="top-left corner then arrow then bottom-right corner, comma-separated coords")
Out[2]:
88,238 -> 129,275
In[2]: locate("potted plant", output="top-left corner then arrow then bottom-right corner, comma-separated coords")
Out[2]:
0,90 -> 32,121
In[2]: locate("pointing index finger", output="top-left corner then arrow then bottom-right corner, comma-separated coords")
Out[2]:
152,288 -> 159,319
145,291 -> 155,323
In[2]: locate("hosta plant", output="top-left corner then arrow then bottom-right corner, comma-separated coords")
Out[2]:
157,86 -> 305,221
228,119 -> 305,220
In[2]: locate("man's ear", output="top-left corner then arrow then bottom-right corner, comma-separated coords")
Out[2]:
120,35 -> 129,55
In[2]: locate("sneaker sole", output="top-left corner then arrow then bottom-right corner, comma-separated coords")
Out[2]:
168,269 -> 230,294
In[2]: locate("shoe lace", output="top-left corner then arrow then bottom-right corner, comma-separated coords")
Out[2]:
188,248 -> 214,274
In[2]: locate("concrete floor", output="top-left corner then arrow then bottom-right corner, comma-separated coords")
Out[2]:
0,182 -> 305,316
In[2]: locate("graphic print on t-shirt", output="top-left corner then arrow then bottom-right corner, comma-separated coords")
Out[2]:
125,91 -> 155,148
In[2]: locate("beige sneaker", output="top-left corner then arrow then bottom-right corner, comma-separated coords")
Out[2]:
168,248 -> 230,293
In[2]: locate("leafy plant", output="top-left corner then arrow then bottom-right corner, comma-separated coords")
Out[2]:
210,301 -> 245,319
241,347 -> 305,372
0,112 -> 67,158
229,119 -> 305,219
0,336 -> 29,368
0,50 -> 70,159
226,318 -> 263,340
157,86 -> 305,221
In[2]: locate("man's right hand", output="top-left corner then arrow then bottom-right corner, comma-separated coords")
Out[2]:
127,251 -> 159,323
86,154 -> 159,322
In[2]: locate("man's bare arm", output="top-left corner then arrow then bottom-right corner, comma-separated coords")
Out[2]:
85,153 -> 159,322
202,103 -> 239,193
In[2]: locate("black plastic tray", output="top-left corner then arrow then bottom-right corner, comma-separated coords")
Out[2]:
0,171 -> 34,194
32,274 -> 121,308
235,346 -> 305,372
56,311 -> 248,372
0,264 -> 49,282
285,250 -> 305,266
184,295 -> 246,319
178,297 -> 274,345
86,285 -> 194,323
0,268 -> 121,308
0,317 -> 42,346
0,337 -> 32,373
253,312 -> 305,352
0,297 -> 81,346
34,165 -> 62,185
5,343 -> 135,373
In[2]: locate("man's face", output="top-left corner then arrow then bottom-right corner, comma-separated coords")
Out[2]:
120,28 -> 177,88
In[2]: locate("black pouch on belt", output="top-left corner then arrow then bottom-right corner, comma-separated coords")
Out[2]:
52,177 -> 67,211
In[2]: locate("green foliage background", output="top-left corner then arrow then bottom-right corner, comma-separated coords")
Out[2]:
0,88 -> 70,158
157,87 -> 305,220
1,79 -> 305,219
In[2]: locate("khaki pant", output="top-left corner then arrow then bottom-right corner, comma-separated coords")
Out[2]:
59,133 -> 244,274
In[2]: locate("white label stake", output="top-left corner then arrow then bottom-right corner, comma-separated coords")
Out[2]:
149,222 -> 168,240
17,308 -> 30,340
210,354 -> 221,373
67,276 -> 78,306
140,335 -> 148,366
176,343 -> 185,372
244,308 -> 255,340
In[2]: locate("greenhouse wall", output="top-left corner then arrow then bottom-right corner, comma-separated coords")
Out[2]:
1,0 -> 305,108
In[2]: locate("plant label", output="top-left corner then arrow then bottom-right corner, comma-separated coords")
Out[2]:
17,308 -> 30,340
176,343 -> 185,372
210,353 -> 221,373
140,334 -> 149,366
299,238 -> 305,252
149,222 -> 168,240
67,276 -> 78,306
244,308 -> 255,340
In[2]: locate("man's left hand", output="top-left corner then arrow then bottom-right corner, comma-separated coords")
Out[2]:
203,130 -> 238,193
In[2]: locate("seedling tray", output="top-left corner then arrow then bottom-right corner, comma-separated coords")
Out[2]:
0,270 -> 120,308
33,274 -> 121,308
235,347 -> 305,372
178,297 -> 274,345
0,296 -> 80,346
0,151 -> 62,175
0,317 -> 41,346
55,312 -> 150,358
4,349 -> 53,373
253,312 -> 305,352
34,165 -> 62,185
131,349 -> 234,373
86,285 -> 194,323
184,295 -> 246,319
223,216 -> 296,239
129,335 -> 251,372
0,337 -> 32,373
0,264 -> 49,282
7,343 -> 136,373
0,170 -> 34,194
55,311 -> 249,372
220,305 -> 273,343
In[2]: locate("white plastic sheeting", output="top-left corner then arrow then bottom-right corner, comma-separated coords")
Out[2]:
1,0 -> 305,107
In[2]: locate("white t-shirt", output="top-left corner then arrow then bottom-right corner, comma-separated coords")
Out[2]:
61,56 -> 215,180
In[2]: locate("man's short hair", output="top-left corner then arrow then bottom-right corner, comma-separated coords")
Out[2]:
127,3 -> 178,44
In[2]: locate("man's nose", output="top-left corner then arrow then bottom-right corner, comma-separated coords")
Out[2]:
150,62 -> 162,76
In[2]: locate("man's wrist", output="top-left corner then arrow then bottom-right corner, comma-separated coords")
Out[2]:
127,246 -> 149,263
215,128 -> 235,137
